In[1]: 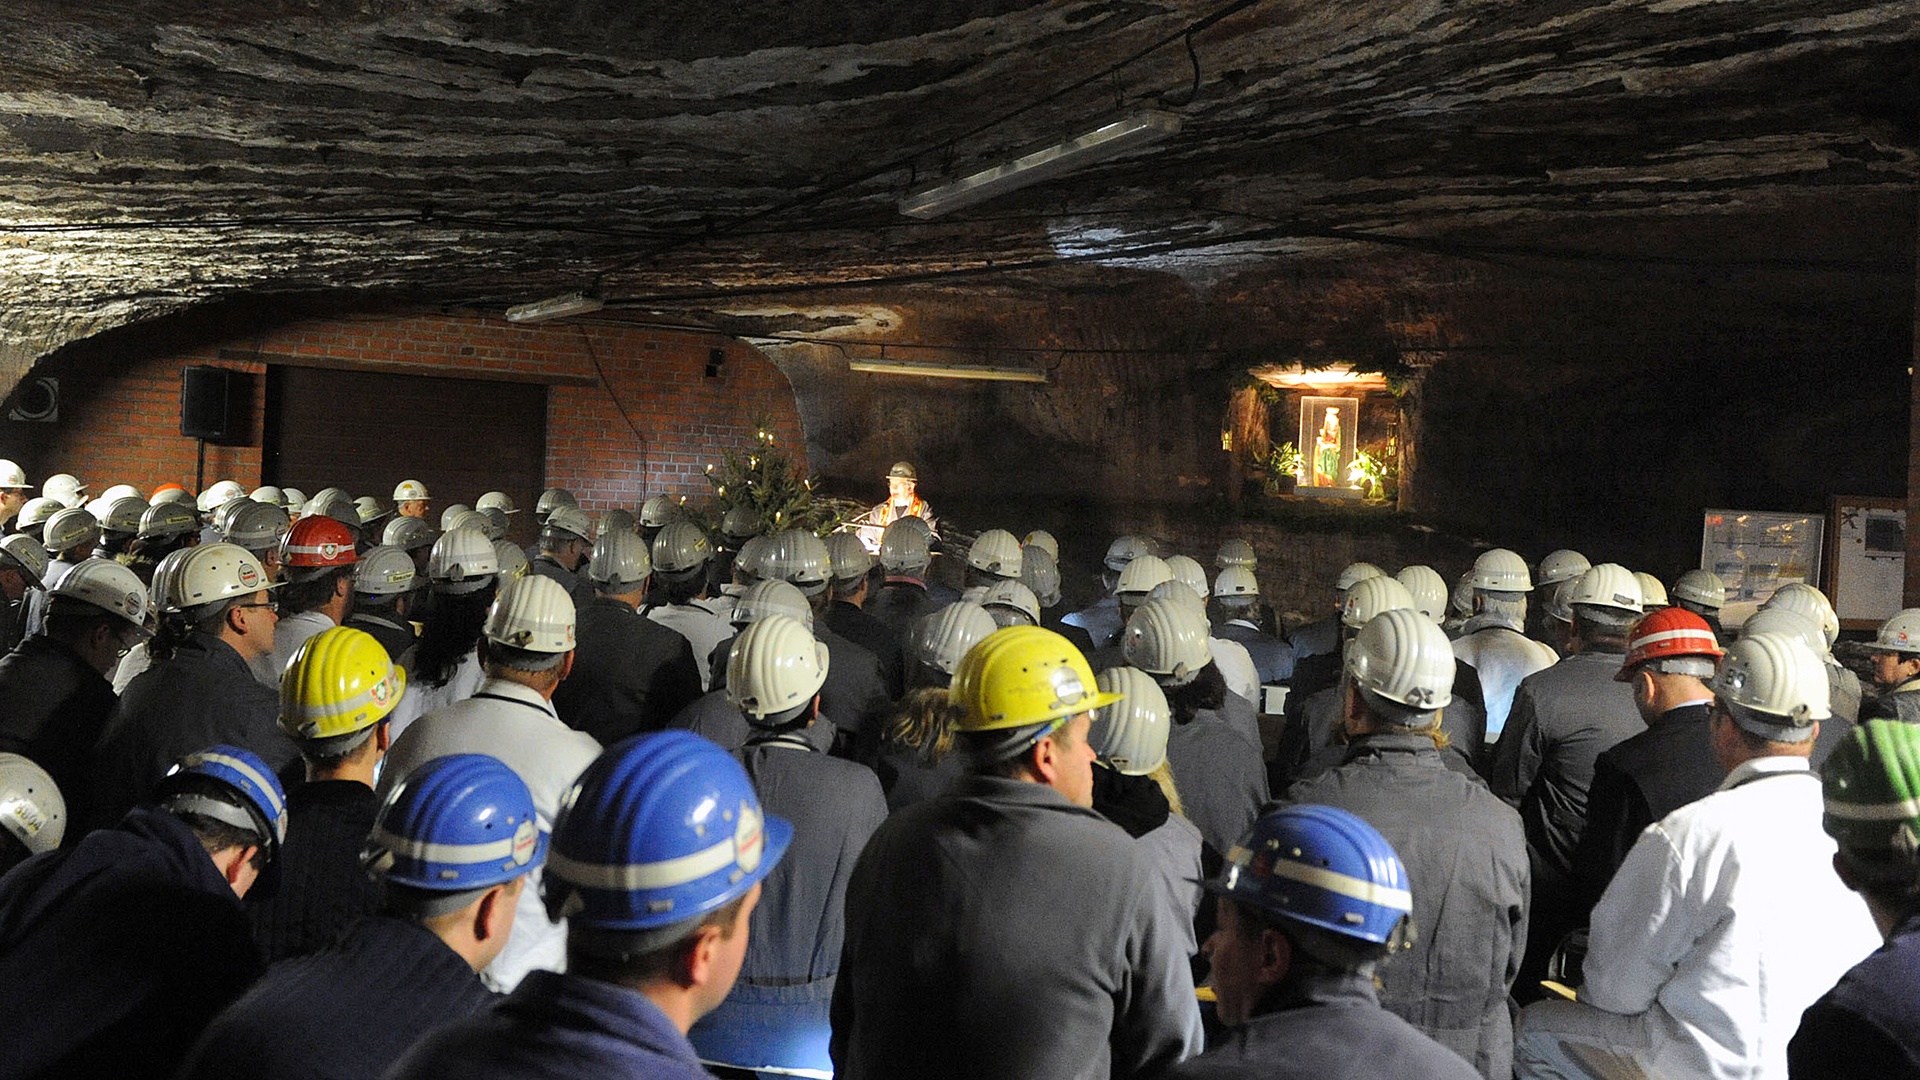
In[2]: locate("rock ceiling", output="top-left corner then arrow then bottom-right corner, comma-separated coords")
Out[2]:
1,0 -> 1916,374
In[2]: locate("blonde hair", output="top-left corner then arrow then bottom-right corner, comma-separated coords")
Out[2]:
882,687 -> 961,764
1149,760 -> 1185,818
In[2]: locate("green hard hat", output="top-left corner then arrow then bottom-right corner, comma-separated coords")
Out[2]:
1824,719 -> 1920,880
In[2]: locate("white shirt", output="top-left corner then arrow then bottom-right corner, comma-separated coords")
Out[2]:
381,676 -> 602,992
385,647 -> 483,742
648,602 -> 732,689
249,609 -> 334,688
1578,755 -> 1880,1080
1453,619 -> 1558,740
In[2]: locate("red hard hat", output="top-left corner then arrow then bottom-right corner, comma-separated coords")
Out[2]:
281,514 -> 359,570
1616,607 -> 1723,681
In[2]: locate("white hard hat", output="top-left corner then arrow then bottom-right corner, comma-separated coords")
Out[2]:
1712,631 -> 1830,737
1117,555 -> 1175,597
1091,667 -> 1167,776
476,491 -> 518,515
1395,565 -> 1448,625
439,503 -> 474,531
0,534 -> 49,585
1450,570 -> 1476,618
82,495 -> 114,524
727,614 -> 830,722
1104,535 -> 1157,573
764,528 -> 831,595
150,487 -> 197,508
1215,538 -> 1257,569
1342,574 -> 1415,629
1739,607 -> 1828,659
720,505 -> 764,542
1671,568 -> 1727,610
906,601 -> 997,677
1023,530 -> 1059,561
967,529 -> 1023,579
99,483 -> 140,504
280,488 -> 308,511
543,505 -> 592,543
535,487 -> 577,517
0,753 -> 65,855
195,479 -> 245,513
222,501 -> 291,550
1470,548 -> 1531,593
210,496 -> 259,537
1566,563 -> 1643,614
485,574 -> 576,653
102,495 -> 148,536
135,499 -> 196,541
660,518 -> 721,576
42,473 -> 87,507
353,545 -> 418,597
355,496 -> 393,526
42,507 -> 100,555
980,579 -> 1041,627
306,491 -> 362,531
597,509 -> 636,538
1346,608 -> 1455,712
427,526 -> 500,594
172,543 -> 280,610
1165,556 -> 1210,600
879,519 -> 931,573
1214,565 -> 1259,600
393,479 -> 431,502
826,532 -> 874,582
733,579 -> 813,629
491,534 -> 529,576
443,508 -> 490,537
0,460 -> 26,489
16,498 -> 60,531
492,539 -> 530,582
1123,595 -> 1213,683
1633,572 -> 1669,608
1334,561 -> 1387,592
1536,549 -> 1592,588
249,485 -> 284,507
589,528 -> 651,589
1019,545 -> 1062,608
1148,580 -> 1207,614
1874,609 -> 1920,655
734,534 -> 774,582
639,495 -> 681,529
49,558 -> 151,631
382,515 -> 436,552
1763,582 -> 1839,648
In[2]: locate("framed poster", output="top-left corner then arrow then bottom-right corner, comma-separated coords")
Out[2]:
1824,496 -> 1905,631
1700,508 -> 1824,630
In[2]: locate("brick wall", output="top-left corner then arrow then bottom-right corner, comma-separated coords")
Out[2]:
1,311 -> 806,509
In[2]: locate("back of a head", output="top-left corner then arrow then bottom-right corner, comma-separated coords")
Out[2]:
980,579 -> 1041,628
950,626 -> 1121,765
484,574 -> 577,668
428,526 -> 500,594
1616,607 -> 1722,683
1633,571 -> 1669,609
154,745 -> 289,864
727,614 -> 830,724
1090,667 -> 1169,775
590,528 -> 651,592
1711,630 -> 1831,743
1345,609 -> 1453,725
825,531 -> 874,585
365,752 -> 544,911
1164,555 -> 1209,602
1566,562 -> 1643,634
278,626 -> 405,757
906,601 -> 998,687
1823,719 -> 1920,892
354,545 -> 417,599
1469,548 -> 1531,594
1535,549 -> 1591,589
651,520 -> 713,578
1215,538 -> 1257,570
542,506 -> 592,547
48,557 -> 152,634
1394,565 -> 1448,625
1018,544 -> 1061,608
1117,555 -> 1175,598
1764,582 -> 1840,649
1738,607 -> 1827,659
1341,575 -> 1414,630
639,495 -> 681,529
1334,561 -> 1386,593
763,528 -> 831,597
732,579 -> 813,631
1204,804 -> 1412,961
966,529 -> 1023,581
382,514 -> 436,553
879,519 -> 932,574
1123,595 -> 1212,684
1022,530 -> 1058,562
1671,568 -> 1727,612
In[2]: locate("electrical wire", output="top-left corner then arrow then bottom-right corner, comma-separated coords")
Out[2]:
574,325 -> 651,480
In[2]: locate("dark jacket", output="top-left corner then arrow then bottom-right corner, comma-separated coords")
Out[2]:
1569,702 -> 1719,914
824,599 -> 905,699
178,915 -> 494,1080
1789,910 -> 1920,1080
89,632 -> 296,832
865,577 -> 940,640
527,555 -> 595,612
1160,968 -> 1485,1080
245,779 -> 383,962
0,634 -> 118,829
388,969 -> 712,1080
1285,733 -> 1530,1079
552,597 -> 704,745
343,611 -> 416,663
0,806 -> 263,1080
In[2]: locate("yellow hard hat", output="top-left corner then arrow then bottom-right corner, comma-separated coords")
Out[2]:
951,626 -> 1123,734
278,626 -> 406,742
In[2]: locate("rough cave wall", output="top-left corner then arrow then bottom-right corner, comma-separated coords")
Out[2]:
0,309 -> 806,514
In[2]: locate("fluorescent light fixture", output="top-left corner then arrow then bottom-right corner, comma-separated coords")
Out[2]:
505,292 -> 604,323
900,110 -> 1183,219
1250,363 -> 1391,391
849,358 -> 1048,383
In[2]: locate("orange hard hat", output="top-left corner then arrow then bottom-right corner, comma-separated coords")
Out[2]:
1616,607 -> 1723,681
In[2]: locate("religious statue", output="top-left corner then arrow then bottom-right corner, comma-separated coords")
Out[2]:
1312,406 -> 1341,486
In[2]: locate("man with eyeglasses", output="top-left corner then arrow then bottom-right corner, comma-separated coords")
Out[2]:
91,543 -> 295,831
0,558 -> 151,834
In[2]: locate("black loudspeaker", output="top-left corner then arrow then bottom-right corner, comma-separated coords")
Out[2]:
181,366 -> 238,441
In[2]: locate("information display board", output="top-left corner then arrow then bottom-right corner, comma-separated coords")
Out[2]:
1824,496 -> 1905,631
1700,508 -> 1824,630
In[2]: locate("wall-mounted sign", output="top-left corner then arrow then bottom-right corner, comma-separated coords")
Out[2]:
1700,508 -> 1824,630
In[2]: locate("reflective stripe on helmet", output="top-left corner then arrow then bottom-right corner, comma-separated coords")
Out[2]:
369,824 -> 531,866
1226,845 -> 1413,913
549,806 -> 764,890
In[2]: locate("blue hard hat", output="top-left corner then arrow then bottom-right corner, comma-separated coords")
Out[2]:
1204,804 -> 1412,945
543,730 -> 792,931
156,744 -> 289,857
365,753 -> 546,891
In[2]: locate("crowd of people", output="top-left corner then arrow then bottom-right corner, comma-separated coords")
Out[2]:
0,460 -> 1914,1080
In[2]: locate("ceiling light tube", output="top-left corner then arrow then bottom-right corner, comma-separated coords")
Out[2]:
505,292 -> 605,323
900,110 -> 1183,219
848,358 -> 1048,383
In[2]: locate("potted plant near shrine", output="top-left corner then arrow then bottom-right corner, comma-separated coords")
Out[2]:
1264,443 -> 1302,496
